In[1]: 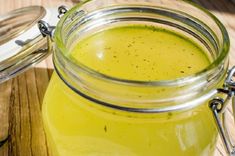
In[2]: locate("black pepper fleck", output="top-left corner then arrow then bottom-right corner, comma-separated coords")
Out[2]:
104,125 -> 107,132
167,112 -> 173,120
128,44 -> 132,48
105,47 -> 111,50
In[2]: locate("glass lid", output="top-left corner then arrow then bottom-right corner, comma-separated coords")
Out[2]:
0,6 -> 58,83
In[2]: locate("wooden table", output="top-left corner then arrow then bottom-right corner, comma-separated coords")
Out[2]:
0,0 -> 235,155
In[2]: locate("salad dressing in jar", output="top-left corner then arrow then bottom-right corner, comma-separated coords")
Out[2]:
41,0 -> 232,155
43,24 -> 213,155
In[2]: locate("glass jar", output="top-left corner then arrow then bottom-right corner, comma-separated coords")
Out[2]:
0,0 -> 234,155
41,0 -> 233,156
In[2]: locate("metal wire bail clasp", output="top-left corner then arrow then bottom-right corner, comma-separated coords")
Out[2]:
37,5 -> 69,52
38,5 -> 68,38
58,5 -> 68,19
210,66 -> 235,156
38,20 -> 55,38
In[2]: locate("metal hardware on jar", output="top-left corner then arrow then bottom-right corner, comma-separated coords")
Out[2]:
37,6 -> 68,53
38,5 -> 68,39
210,66 -> 235,156
58,5 -> 68,19
38,21 -> 55,38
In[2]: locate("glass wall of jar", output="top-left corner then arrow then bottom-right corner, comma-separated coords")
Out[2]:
42,0 -> 231,155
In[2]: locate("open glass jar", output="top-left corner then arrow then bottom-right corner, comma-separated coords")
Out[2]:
0,0 -> 235,155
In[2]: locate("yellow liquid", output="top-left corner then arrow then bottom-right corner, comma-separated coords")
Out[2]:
69,25 -> 209,81
43,25 -> 217,156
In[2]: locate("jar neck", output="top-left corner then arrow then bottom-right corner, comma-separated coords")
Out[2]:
53,0 -> 230,113
54,54 -> 228,113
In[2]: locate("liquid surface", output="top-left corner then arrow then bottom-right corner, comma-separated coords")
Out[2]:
43,25 -> 217,156
69,25 -> 210,81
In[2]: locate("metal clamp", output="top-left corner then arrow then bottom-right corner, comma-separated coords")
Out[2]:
38,5 -> 69,38
58,5 -> 68,19
210,66 -> 235,156
38,20 -> 55,38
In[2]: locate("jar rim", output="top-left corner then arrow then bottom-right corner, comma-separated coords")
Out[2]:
54,0 -> 230,87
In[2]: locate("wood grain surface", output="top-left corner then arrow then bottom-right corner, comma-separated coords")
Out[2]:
0,0 -> 235,155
